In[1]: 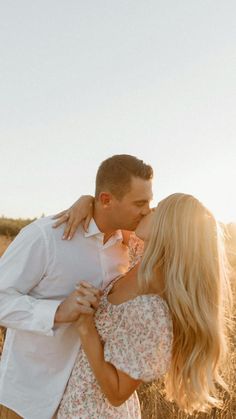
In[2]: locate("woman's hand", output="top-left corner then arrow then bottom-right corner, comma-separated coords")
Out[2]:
75,281 -> 102,333
54,281 -> 101,323
52,195 -> 94,240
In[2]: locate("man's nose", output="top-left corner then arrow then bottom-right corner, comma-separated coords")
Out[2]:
141,204 -> 151,216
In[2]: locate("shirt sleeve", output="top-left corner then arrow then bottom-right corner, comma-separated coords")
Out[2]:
104,295 -> 173,382
0,222 -> 61,336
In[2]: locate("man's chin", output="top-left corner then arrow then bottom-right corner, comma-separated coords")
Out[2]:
120,219 -> 142,232
129,221 -> 142,232
134,226 -> 141,237
134,219 -> 143,229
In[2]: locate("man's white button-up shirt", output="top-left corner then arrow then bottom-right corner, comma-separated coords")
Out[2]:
0,216 -> 130,419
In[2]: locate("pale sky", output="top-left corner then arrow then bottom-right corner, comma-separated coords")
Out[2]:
1,1 -> 236,223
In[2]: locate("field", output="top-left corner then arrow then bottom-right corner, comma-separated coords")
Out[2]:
0,233 -> 235,418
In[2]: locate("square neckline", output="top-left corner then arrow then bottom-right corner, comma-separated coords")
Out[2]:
104,265 -> 167,309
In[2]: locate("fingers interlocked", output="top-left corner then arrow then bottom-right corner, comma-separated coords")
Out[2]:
75,281 -> 102,313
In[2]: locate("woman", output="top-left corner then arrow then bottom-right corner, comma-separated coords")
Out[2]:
55,194 -> 232,417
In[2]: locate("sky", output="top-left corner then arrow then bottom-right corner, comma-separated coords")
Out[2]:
0,1 -> 236,223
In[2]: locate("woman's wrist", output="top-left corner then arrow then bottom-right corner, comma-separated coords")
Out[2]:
72,195 -> 94,208
76,316 -> 95,336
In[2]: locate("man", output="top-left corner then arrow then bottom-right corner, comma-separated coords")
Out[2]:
0,154 -> 153,419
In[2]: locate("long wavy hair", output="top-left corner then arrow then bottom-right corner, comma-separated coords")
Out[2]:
138,193 -> 232,413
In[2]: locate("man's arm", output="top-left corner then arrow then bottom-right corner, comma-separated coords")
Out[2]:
0,223 -> 60,336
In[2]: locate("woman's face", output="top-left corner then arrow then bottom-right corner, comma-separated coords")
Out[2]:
135,208 -> 156,242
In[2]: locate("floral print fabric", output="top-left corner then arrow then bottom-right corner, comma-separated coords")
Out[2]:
57,281 -> 173,419
128,233 -> 144,267
104,295 -> 173,383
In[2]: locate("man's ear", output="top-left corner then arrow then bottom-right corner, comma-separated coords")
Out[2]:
99,192 -> 112,208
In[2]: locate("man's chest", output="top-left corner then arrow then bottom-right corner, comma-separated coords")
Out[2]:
30,238 -> 130,299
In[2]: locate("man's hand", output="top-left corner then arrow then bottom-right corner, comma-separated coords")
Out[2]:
54,281 -> 101,323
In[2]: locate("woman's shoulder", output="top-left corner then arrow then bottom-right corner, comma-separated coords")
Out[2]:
104,293 -> 173,382
123,293 -> 172,333
128,292 -> 170,312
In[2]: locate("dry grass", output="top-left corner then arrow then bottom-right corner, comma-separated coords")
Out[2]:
138,337 -> 236,418
0,235 -> 235,418
138,274 -> 236,419
0,235 -> 12,257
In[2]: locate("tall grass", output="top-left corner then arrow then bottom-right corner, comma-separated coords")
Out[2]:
0,216 -> 35,237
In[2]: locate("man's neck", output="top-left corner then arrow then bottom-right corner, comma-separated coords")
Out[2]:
93,206 -> 117,244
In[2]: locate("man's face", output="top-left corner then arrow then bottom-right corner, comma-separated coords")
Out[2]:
109,176 -> 153,231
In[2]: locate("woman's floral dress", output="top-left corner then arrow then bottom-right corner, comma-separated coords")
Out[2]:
57,234 -> 173,419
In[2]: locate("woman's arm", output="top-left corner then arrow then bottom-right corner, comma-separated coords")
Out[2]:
52,195 -> 94,239
76,283 -> 141,407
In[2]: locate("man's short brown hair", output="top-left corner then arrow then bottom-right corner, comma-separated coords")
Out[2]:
95,154 -> 153,200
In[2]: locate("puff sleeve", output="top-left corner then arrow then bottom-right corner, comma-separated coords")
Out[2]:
104,295 -> 173,382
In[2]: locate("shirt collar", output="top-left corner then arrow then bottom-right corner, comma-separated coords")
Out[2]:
84,218 -> 102,237
84,219 -> 123,243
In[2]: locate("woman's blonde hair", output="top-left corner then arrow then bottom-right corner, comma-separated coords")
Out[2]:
138,193 -> 232,413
